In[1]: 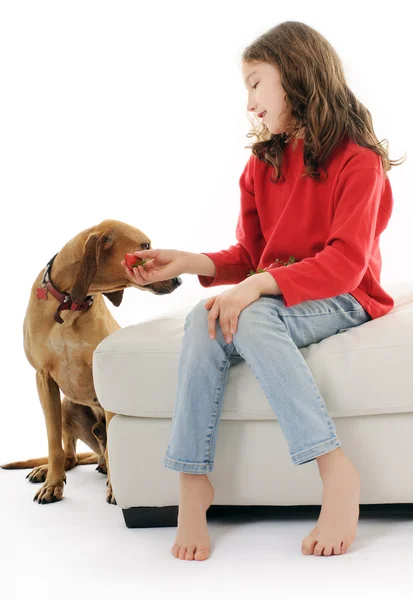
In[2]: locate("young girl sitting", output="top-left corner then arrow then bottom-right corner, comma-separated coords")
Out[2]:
123,20 -> 405,561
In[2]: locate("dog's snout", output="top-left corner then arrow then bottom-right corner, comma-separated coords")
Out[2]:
175,277 -> 183,286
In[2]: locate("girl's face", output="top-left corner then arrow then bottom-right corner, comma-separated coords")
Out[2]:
242,60 -> 303,139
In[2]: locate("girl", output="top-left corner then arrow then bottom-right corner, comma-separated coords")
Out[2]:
122,21 -> 405,561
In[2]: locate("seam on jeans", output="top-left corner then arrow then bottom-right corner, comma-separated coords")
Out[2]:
278,307 -> 367,319
204,349 -> 232,464
291,435 -> 339,457
164,457 -> 212,466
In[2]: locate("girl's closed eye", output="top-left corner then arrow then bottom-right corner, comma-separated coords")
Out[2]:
253,83 -> 258,89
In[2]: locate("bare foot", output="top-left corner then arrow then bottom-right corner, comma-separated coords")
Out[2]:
171,473 -> 215,561
301,454 -> 360,556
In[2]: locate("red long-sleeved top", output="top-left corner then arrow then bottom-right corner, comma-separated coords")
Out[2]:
198,136 -> 394,319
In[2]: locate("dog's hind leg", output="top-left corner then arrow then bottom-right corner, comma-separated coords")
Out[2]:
65,400 -> 108,474
61,397 -> 107,471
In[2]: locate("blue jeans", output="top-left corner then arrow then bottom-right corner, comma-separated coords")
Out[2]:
163,292 -> 372,472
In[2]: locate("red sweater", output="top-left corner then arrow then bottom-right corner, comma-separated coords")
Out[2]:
198,136 -> 394,320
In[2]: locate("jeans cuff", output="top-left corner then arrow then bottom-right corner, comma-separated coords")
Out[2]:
163,456 -> 214,474
291,436 -> 342,466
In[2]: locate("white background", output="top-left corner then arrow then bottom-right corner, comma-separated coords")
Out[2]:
0,1 -> 411,595
2,1 -> 410,456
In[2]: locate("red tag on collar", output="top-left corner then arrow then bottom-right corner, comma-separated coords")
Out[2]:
36,286 -> 48,300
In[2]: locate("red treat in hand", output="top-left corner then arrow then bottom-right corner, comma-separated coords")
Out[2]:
124,253 -> 147,270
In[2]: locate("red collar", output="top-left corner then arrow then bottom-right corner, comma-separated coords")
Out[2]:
36,253 -> 94,324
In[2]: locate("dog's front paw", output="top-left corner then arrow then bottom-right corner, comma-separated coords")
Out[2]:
33,475 -> 67,504
26,464 -> 49,483
106,477 -> 117,505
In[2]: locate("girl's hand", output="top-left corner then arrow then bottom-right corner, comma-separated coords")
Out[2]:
204,277 -> 261,343
121,248 -> 188,286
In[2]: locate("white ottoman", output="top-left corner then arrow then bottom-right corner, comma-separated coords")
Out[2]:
92,282 -> 413,528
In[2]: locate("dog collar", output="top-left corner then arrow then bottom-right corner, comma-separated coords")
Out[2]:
36,252 -> 94,324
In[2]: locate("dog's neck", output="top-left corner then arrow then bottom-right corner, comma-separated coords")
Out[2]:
37,244 -> 96,324
46,245 -> 82,294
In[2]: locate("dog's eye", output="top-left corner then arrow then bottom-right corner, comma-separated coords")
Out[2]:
142,243 -> 150,250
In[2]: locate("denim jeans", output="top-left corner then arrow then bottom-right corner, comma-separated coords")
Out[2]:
163,292 -> 372,472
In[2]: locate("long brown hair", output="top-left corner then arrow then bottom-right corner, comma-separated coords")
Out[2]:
240,21 -> 406,183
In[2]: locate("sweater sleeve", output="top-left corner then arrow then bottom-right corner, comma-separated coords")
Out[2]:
198,155 -> 264,287
268,166 -> 391,307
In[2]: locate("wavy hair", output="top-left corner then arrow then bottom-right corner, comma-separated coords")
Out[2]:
240,21 -> 406,183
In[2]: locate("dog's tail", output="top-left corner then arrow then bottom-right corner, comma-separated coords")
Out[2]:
0,452 -> 98,469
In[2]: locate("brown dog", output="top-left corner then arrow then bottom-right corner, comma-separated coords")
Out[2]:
1,219 -> 182,504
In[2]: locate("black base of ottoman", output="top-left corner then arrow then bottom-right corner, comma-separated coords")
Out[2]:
122,503 -> 413,528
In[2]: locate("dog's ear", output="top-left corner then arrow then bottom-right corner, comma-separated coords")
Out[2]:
102,289 -> 124,307
70,232 -> 113,304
